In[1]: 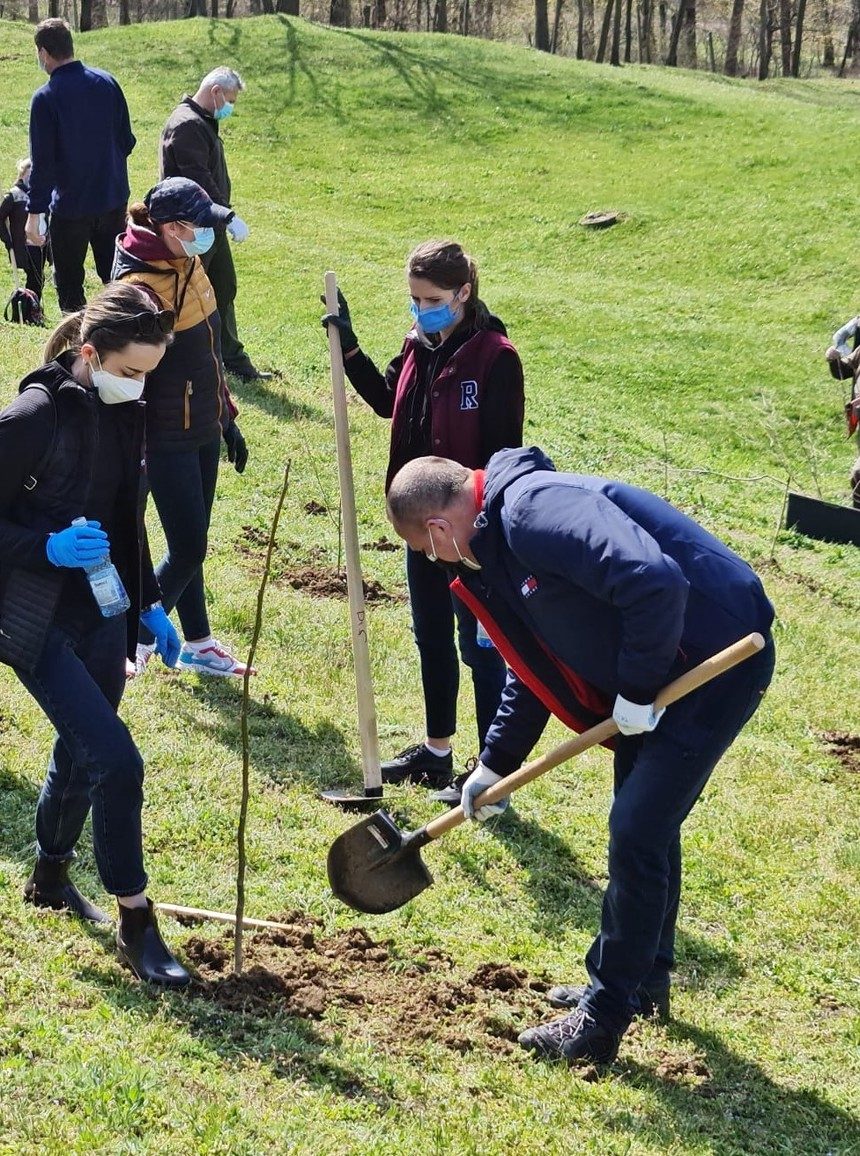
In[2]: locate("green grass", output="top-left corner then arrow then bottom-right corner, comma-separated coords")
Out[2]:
1,14 -> 860,1155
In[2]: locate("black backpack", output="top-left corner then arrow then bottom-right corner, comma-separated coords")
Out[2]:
5,285 -> 45,327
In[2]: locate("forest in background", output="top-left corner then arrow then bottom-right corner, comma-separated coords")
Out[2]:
3,0 -> 860,79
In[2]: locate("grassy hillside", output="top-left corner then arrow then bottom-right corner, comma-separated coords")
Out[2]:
0,15 -> 859,1155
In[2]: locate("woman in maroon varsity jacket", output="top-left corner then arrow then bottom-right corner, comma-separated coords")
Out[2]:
324,240 -> 525,795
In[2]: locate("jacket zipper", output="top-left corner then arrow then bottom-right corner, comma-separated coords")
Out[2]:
184,381 -> 193,430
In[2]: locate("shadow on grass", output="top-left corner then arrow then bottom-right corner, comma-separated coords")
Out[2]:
481,808 -> 743,986
0,765 -> 39,866
165,675 -> 368,793
76,961 -> 392,1107
224,370 -> 330,425
620,1018 -> 860,1154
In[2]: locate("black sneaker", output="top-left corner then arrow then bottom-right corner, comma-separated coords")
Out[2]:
380,743 -> 453,788
546,980 -> 670,1021
518,1006 -> 622,1064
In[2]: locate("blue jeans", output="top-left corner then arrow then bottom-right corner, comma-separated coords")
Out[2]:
145,436 -> 221,642
14,615 -> 148,897
406,547 -> 507,748
580,636 -> 776,1034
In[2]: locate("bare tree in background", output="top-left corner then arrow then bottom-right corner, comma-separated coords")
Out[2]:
758,0 -> 774,76
725,0 -> 745,72
779,0 -> 791,71
535,0 -> 551,49
791,0 -> 806,72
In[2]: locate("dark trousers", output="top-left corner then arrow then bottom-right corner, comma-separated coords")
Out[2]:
14,615 -> 148,897
10,244 -> 48,299
406,546 -> 507,749
144,437 -> 221,642
202,229 -> 247,370
49,205 -> 127,313
580,636 -> 776,1033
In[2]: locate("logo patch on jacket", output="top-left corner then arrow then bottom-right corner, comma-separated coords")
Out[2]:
459,380 -> 479,410
521,575 -> 539,598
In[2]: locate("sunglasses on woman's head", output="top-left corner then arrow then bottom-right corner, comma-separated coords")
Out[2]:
88,310 -> 176,339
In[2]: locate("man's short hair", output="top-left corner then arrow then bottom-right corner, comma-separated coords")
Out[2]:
387,457 -> 470,529
34,18 -> 74,60
201,67 -> 245,95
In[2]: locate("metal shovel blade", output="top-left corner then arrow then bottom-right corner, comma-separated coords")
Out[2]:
326,809 -> 434,914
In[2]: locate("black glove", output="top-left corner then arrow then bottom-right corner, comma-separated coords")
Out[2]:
320,288 -> 359,354
223,420 -> 248,474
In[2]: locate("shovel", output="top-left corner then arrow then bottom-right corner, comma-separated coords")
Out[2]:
318,270 -> 384,809
327,631 -> 765,913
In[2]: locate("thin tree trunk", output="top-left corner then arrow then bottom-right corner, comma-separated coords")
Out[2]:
434,0 -> 447,30
666,0 -> 684,63
535,0 -> 551,49
596,0 -> 613,59
641,0 -> 653,60
724,0 -> 744,74
779,0 -> 791,73
550,0 -> 563,50
580,0 -> 594,54
758,0 -> 772,78
609,0 -> 623,62
790,0 -> 805,73
624,0 -> 632,59
79,0 -> 91,29
28,0 -> 39,19
682,0 -> 696,66
330,0 -> 350,23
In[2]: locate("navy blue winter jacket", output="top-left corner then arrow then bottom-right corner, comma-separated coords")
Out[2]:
28,61 -> 135,218
452,447 -> 775,775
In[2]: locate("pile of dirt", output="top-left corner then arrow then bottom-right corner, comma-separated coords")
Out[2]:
184,915 -> 549,1056
279,566 -> 403,603
362,535 -> 400,552
819,730 -> 860,775
304,500 -> 328,516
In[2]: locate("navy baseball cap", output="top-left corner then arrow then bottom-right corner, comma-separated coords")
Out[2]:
144,177 -> 233,227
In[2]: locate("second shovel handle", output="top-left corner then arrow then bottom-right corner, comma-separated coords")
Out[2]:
424,631 -> 766,840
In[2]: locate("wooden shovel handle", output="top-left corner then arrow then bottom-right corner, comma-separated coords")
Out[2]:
324,271 -> 382,791
424,631 -> 766,840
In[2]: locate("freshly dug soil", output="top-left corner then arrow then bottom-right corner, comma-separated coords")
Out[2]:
819,730 -> 860,775
184,915 -> 549,1056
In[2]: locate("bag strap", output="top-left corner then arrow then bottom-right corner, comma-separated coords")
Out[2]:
21,383 -> 58,491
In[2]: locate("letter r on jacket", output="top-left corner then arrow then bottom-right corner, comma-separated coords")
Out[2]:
460,380 -> 479,410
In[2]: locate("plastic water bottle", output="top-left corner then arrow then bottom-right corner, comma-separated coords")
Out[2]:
476,620 -> 494,648
72,517 -> 130,617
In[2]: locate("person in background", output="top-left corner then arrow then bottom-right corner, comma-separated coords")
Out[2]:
323,241 -> 525,799
386,448 -> 775,1066
159,67 -> 270,382
112,176 -> 253,678
26,18 -> 135,313
825,315 -> 860,508
0,281 -> 189,987
0,158 -> 48,303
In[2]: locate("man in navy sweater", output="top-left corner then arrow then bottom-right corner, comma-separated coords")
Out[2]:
26,18 -> 135,313
387,447 -> 776,1066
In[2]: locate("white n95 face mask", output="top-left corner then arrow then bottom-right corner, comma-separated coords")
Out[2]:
90,354 -> 145,405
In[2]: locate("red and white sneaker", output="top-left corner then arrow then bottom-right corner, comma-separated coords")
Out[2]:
177,639 -> 256,678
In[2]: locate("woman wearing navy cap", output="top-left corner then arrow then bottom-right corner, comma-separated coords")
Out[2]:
113,177 -> 253,678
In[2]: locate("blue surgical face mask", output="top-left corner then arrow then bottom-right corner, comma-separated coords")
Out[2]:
179,226 -> 215,257
409,289 -> 464,335
214,97 -> 234,122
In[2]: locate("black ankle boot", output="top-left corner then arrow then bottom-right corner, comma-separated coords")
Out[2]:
24,858 -> 110,924
117,900 -> 191,989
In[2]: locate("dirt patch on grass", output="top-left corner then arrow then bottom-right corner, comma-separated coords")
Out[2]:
818,730 -> 860,775
304,500 -> 329,516
279,565 -> 403,603
183,916 -> 549,1056
362,535 -> 400,553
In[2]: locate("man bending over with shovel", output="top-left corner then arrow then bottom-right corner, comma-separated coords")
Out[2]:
385,446 -> 775,1066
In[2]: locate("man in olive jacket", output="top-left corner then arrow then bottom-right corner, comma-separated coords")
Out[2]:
159,67 -> 269,382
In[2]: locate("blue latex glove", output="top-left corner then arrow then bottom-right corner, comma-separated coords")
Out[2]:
461,761 -> 510,822
227,216 -> 249,242
139,604 -> 181,668
46,520 -> 109,568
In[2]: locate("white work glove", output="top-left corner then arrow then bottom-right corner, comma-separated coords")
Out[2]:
227,216 -> 249,243
612,693 -> 666,736
460,761 -> 509,822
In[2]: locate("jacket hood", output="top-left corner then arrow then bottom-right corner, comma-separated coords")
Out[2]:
18,352 -> 87,398
117,222 -> 176,265
481,445 -> 557,514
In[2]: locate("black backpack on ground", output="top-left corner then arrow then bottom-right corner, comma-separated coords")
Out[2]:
5,285 -> 44,327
